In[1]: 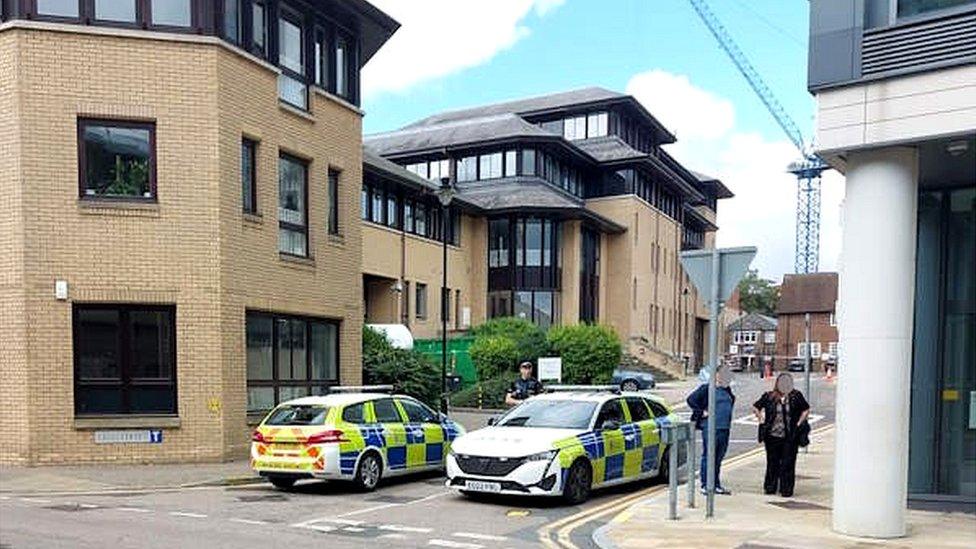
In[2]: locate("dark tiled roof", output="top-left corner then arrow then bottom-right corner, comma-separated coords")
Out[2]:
573,136 -> 646,163
777,273 -> 838,314
364,114 -> 556,157
458,178 -> 582,211
683,204 -> 718,231
402,87 -> 626,129
363,149 -> 439,191
728,312 -> 778,332
691,170 -> 735,199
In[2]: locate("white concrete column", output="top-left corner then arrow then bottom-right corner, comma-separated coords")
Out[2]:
833,147 -> 918,538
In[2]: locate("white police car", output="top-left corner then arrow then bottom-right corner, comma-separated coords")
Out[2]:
446,387 -> 678,504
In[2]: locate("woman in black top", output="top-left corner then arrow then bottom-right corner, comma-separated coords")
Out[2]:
753,373 -> 810,497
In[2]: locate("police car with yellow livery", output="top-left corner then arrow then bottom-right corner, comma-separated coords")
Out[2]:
251,386 -> 464,491
446,387 -> 677,504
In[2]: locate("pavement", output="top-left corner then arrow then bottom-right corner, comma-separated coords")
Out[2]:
593,426 -> 975,549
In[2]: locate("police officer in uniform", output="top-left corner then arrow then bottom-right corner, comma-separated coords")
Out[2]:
505,361 -> 544,406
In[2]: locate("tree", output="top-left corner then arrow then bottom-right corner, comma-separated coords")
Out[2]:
736,270 -> 780,315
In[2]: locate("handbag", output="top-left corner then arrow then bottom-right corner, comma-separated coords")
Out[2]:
758,422 -> 767,443
796,420 -> 811,447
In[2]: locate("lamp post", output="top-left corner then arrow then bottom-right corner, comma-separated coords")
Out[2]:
436,176 -> 456,415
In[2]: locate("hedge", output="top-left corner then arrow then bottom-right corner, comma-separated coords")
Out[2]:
362,326 -> 441,408
450,376 -> 512,409
546,324 -> 622,384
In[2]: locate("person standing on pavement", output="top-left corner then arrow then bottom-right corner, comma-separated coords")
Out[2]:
505,361 -> 544,407
753,373 -> 810,497
686,365 -> 735,495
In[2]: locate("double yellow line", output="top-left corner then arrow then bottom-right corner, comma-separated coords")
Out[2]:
538,424 -> 836,548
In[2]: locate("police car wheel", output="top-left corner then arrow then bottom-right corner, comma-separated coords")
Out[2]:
654,446 -> 670,484
354,452 -> 382,491
268,476 -> 296,490
621,380 -> 640,392
563,460 -> 592,505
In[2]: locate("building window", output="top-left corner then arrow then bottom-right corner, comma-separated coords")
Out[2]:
734,331 -> 759,344
521,148 -> 536,176
513,290 -> 559,330
252,0 -> 267,56
151,0 -> 191,27
242,138 -> 257,214
37,0 -> 79,17
223,0 -> 242,42
278,7 -> 307,109
335,34 -> 349,97
386,192 -> 399,229
428,159 -> 450,181
73,304 -> 177,416
78,119 -> 155,200
504,150 -> 517,177
278,154 -> 308,257
764,331 -> 776,344
563,115 -> 586,140
95,0 -> 136,23
371,187 -> 384,224
797,342 -> 822,359
327,169 -> 340,235
314,29 -> 328,87
479,153 -> 503,180
828,342 -> 839,357
457,156 -> 478,182
415,202 -> 428,236
587,112 -> 608,138
416,284 -> 428,319
898,0 -> 974,17
246,312 -> 339,413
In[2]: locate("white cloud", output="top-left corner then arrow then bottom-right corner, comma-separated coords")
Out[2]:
362,0 -> 564,97
625,69 -> 842,282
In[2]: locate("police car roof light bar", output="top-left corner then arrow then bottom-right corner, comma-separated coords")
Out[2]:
545,385 -> 621,394
330,385 -> 396,394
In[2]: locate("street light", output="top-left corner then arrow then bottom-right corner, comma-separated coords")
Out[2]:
436,176 -> 456,415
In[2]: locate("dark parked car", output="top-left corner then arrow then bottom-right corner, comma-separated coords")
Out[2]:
611,369 -> 656,392
787,359 -> 807,372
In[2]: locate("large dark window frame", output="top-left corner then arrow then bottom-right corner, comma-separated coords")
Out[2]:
73,303 -> 178,416
245,311 -> 340,413
29,1 -> 202,32
360,177 -> 460,246
77,118 -> 157,202
242,137 -> 258,214
327,167 -> 340,235
278,152 -> 309,257
488,214 -> 562,295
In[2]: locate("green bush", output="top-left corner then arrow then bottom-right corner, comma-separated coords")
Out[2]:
468,335 -> 518,380
469,317 -> 549,381
546,324 -> 622,384
362,326 -> 441,408
450,376 -> 512,409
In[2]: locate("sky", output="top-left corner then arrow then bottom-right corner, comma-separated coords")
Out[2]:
360,0 -> 844,283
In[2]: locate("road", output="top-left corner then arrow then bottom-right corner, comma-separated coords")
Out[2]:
0,373 -> 835,549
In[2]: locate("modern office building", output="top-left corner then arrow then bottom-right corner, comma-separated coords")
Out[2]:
363,88 -> 733,375
0,0 -> 398,464
808,0 -> 975,535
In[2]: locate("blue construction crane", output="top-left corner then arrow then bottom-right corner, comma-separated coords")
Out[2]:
687,0 -> 828,274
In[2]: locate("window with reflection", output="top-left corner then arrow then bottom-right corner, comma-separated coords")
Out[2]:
898,0 -> 974,17
335,35 -> 349,97
151,0 -> 191,27
224,0 -> 242,42
78,119 -> 155,200
95,0 -> 136,22
488,215 -> 561,328
37,0 -> 79,18
457,156 -> 478,182
479,153 -> 503,180
252,0 -> 267,56
278,154 -> 308,257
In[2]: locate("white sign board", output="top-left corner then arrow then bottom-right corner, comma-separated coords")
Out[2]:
729,344 -> 739,354
94,430 -> 163,444
537,357 -> 562,382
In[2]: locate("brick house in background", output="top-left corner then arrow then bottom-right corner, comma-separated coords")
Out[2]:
775,273 -> 839,371
726,312 -> 777,372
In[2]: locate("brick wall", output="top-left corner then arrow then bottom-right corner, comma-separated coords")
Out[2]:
1,24 -> 366,464
776,312 -> 838,369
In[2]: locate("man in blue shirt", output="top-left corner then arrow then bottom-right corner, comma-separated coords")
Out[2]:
687,365 -> 735,495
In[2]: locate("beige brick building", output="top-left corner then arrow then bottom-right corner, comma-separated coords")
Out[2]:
0,1 -> 398,464
362,90 -> 733,377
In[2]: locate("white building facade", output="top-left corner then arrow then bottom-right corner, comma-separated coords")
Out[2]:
808,0 -> 975,538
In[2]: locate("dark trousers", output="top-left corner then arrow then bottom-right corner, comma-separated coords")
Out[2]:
764,436 -> 799,496
700,428 -> 730,488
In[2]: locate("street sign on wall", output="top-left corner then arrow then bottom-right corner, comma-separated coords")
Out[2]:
94,430 -> 163,444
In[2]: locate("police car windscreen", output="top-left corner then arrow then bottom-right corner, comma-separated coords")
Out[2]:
498,400 -> 597,429
265,405 -> 330,426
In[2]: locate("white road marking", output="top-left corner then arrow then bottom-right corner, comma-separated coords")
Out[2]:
336,502 -> 401,518
303,524 -> 337,533
342,527 -> 366,532
78,503 -> 99,509
734,413 -> 824,426
322,518 -> 364,526
429,540 -> 483,549
380,524 -> 434,533
116,507 -> 152,513
379,533 -> 408,540
452,532 -> 508,541
0,496 -> 11,501
170,511 -> 207,518
229,518 -> 267,526
20,498 -> 52,504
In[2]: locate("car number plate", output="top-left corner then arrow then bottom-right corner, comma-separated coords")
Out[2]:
465,480 -> 501,493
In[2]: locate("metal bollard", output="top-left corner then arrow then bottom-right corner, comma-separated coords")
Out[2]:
663,420 -> 690,520
687,424 -> 696,508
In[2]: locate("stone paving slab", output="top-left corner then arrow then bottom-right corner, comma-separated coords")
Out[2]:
595,428 -> 975,549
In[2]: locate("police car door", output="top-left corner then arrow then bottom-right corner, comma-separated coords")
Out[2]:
594,398 -> 627,485
396,398 -> 443,469
624,397 -> 659,477
645,398 -> 671,471
371,398 -> 408,473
